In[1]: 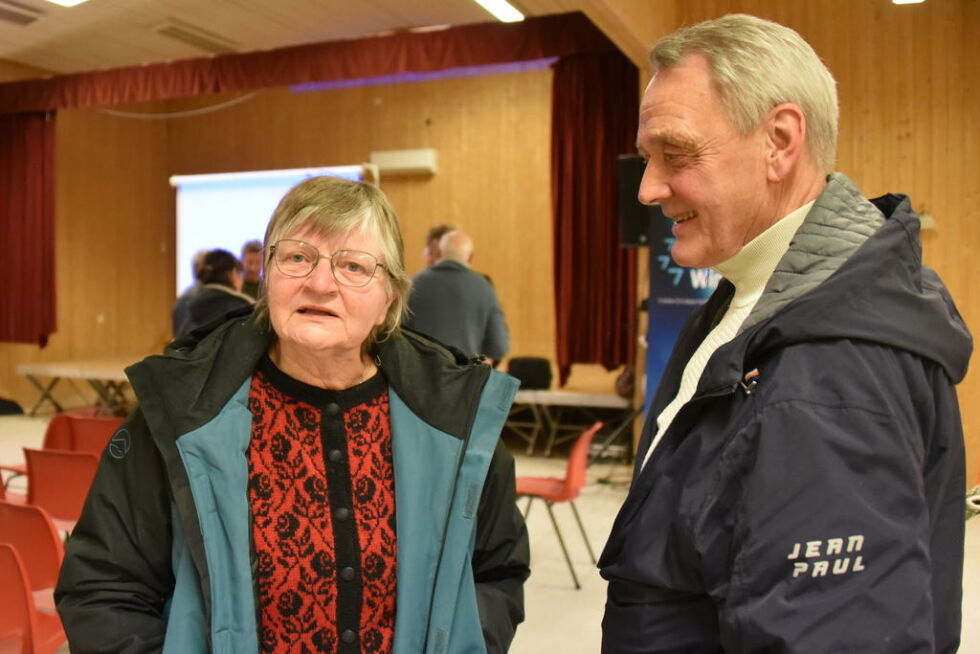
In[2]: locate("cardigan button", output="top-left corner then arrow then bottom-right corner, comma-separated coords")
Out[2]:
328,449 -> 343,463
326,402 -> 340,416
335,507 -> 351,521
340,566 -> 355,581
341,629 -> 357,644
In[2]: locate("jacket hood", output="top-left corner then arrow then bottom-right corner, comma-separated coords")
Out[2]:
701,175 -> 972,389
749,188 -> 972,383
128,309 -> 495,441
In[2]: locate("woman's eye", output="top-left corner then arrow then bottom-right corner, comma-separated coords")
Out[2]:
344,261 -> 363,273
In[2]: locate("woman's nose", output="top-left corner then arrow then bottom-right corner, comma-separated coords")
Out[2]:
304,259 -> 339,293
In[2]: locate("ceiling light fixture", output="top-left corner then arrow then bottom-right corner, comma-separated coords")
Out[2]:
43,0 -> 89,6
471,0 -> 524,23
892,0 -> 925,4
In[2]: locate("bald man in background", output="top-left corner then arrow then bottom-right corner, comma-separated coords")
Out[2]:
406,229 -> 509,363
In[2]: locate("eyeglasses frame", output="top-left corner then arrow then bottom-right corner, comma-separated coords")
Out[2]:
269,239 -> 389,288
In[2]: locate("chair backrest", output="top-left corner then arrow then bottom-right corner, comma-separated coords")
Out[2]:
24,449 -> 99,523
39,415 -> 73,451
0,501 -> 64,592
507,357 -> 553,390
0,543 -> 38,654
68,414 -> 123,455
561,421 -> 604,502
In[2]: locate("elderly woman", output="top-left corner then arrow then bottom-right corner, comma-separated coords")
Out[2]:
56,176 -> 530,654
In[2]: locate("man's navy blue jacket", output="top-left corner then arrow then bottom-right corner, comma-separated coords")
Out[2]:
600,174 -> 972,653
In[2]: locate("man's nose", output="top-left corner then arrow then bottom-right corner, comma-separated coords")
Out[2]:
638,160 -> 670,206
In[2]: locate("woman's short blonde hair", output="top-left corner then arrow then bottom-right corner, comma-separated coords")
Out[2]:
253,176 -> 411,346
652,13 -> 839,172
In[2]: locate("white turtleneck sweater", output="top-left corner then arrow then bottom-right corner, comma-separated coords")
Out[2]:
640,201 -> 815,469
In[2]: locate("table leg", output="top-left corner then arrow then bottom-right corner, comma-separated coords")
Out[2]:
24,375 -> 64,416
541,405 -> 562,457
87,380 -> 130,416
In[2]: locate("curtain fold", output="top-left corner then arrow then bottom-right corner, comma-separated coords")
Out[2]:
0,111 -> 56,345
551,52 -> 639,386
0,13 -> 615,114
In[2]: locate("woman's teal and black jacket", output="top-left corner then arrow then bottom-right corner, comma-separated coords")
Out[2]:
55,313 -> 530,654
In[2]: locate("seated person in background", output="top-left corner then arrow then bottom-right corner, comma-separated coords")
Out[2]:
406,229 -> 509,364
56,175 -> 529,653
179,248 -> 254,338
240,239 -> 264,300
171,248 -> 208,337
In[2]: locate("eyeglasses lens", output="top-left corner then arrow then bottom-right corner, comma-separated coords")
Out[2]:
273,240 -> 378,287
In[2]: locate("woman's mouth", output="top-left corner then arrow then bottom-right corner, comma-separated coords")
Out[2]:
673,210 -> 698,223
297,307 -> 337,317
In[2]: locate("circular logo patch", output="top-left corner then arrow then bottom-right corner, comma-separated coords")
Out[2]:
109,428 -> 132,459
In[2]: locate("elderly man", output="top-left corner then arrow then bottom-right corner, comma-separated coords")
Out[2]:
406,229 -> 509,362
599,14 -> 971,653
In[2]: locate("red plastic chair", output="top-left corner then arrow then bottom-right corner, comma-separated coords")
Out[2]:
24,448 -> 100,534
0,543 -> 66,654
0,501 -> 65,613
66,414 -> 123,455
0,416 -> 72,487
0,410 -> 111,488
0,480 -> 26,505
515,421 -> 603,589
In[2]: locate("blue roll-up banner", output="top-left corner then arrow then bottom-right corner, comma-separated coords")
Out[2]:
644,214 -> 720,411
616,154 -> 720,413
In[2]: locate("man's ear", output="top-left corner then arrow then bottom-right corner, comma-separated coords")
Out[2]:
765,103 -> 807,182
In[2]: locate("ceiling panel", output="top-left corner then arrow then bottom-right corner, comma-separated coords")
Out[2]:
0,0 -> 578,74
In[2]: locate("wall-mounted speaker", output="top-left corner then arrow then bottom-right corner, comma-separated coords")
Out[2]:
617,154 -> 665,247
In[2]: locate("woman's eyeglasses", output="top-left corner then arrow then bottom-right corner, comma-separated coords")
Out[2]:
270,239 -> 387,288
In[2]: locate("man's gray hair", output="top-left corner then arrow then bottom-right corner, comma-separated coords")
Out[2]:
652,14 -> 838,172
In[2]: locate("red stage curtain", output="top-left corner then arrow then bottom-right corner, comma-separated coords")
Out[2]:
0,13 -> 615,114
0,112 -> 56,345
552,52 -> 639,386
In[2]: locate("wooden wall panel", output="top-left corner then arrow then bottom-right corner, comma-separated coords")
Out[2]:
166,70 -> 556,358
0,106 -> 172,409
675,0 -> 980,483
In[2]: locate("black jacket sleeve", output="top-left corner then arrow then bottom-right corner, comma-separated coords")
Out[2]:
473,440 -> 531,654
55,407 -> 175,654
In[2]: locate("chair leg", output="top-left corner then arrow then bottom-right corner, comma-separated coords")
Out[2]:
568,500 -> 597,565
544,501 -> 581,590
522,496 -> 534,519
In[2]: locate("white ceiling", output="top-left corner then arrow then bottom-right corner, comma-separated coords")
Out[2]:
0,0 -> 580,75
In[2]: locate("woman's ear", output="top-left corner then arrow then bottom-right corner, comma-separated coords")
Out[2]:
765,103 -> 807,183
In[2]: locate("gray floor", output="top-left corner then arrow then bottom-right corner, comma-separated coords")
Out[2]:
1,415 -> 977,653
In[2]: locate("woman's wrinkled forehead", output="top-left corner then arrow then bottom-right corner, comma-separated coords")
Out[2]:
277,208 -> 381,247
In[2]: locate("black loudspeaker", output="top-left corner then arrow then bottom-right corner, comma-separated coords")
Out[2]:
617,154 -> 665,247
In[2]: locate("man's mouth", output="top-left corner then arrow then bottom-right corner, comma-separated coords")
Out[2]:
673,210 -> 697,223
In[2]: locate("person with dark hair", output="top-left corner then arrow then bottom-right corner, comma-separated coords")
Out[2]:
57,176 -> 529,654
171,248 -> 209,338
423,223 -> 455,267
240,239 -> 264,300
179,248 -> 254,338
